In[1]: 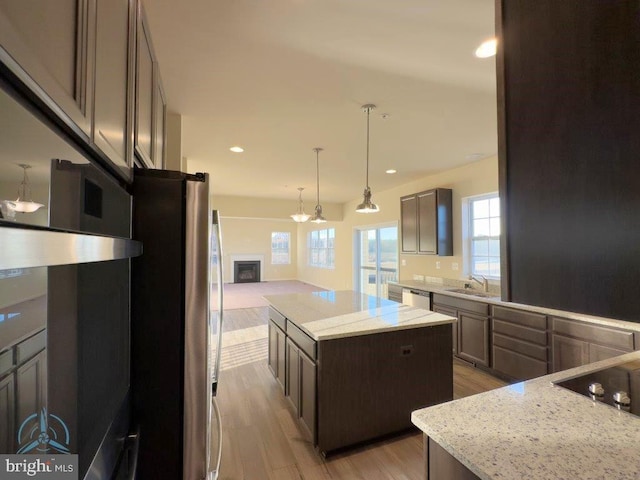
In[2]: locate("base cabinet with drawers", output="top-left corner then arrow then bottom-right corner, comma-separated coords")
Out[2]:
491,306 -> 549,380
551,317 -> 636,372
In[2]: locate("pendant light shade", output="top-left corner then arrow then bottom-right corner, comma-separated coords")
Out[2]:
290,187 -> 311,223
310,147 -> 326,224
7,164 -> 45,213
356,104 -> 379,213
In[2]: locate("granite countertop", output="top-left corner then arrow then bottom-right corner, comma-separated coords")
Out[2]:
411,350 -> 640,480
391,279 -> 640,334
264,290 -> 456,341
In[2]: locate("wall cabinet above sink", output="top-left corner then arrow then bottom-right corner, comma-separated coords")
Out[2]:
400,188 -> 453,256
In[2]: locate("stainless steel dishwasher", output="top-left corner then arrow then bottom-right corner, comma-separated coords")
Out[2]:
401,288 -> 431,310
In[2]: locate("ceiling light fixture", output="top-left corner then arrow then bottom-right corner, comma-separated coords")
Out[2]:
475,38 -> 497,58
229,146 -> 244,153
310,147 -> 326,224
290,187 -> 311,223
386,169 -> 397,174
6,164 -> 44,213
356,104 -> 380,213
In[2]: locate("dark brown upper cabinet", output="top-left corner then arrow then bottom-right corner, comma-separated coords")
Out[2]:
92,0 -> 136,180
400,188 -> 452,256
0,0 -> 94,137
134,3 -> 154,167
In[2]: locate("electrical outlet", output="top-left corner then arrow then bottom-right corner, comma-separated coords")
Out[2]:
400,345 -> 413,356
413,274 -> 425,282
401,259 -> 407,266
452,262 -> 459,271
436,261 -> 441,269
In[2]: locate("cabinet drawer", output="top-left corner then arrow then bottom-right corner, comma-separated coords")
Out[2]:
286,321 -> 317,361
432,294 -> 489,315
492,306 -> 547,330
0,349 -> 13,377
493,319 -> 547,346
493,333 -> 548,362
493,345 -> 548,380
16,330 -> 46,364
269,306 -> 287,331
551,317 -> 634,351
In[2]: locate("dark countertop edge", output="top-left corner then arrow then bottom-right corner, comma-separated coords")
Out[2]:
390,280 -> 640,333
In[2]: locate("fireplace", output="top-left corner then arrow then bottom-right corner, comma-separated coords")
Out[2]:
234,260 -> 261,283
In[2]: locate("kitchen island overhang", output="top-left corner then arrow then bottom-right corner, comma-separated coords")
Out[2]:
265,290 -> 457,454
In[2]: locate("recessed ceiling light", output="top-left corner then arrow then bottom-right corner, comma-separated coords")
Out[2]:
475,38 -> 497,58
386,169 -> 397,174
230,146 -> 244,153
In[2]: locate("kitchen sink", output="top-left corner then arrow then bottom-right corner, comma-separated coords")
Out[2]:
445,288 -> 498,298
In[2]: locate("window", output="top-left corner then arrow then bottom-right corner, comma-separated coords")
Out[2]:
271,232 -> 291,264
308,228 -> 335,268
466,194 -> 500,278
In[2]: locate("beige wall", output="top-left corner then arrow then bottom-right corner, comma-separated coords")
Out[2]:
212,156 -> 498,290
216,217 -> 298,283
297,156 -> 498,290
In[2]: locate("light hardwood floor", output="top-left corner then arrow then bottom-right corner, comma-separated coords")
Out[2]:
215,307 -> 507,480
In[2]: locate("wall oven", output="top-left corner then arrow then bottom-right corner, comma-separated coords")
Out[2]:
0,78 -> 141,479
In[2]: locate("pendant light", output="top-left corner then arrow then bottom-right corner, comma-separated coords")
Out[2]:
290,187 -> 310,223
356,104 -> 380,213
7,164 -> 45,213
310,147 -> 326,224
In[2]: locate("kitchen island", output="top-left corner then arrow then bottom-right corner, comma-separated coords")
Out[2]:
411,350 -> 640,479
265,290 -> 457,454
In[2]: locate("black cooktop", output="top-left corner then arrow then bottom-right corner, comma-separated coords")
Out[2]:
554,359 -> 640,416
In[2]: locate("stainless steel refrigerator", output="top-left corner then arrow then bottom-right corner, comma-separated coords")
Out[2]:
131,169 -> 223,480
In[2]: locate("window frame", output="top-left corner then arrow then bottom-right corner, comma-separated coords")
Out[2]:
307,227 -> 335,269
271,231 -> 291,265
463,192 -> 501,279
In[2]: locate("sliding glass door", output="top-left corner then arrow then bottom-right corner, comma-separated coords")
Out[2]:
355,225 -> 398,298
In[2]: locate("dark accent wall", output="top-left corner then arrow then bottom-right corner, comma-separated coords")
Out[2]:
497,1 -> 640,321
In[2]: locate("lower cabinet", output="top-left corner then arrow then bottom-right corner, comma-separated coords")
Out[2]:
286,338 -> 316,441
268,320 -> 286,392
0,373 -> 15,453
432,294 -> 490,366
551,317 -> 635,372
268,309 -> 317,442
387,283 -> 403,303
0,330 -> 47,454
491,306 -> 549,381
426,436 -> 480,480
433,304 -> 457,354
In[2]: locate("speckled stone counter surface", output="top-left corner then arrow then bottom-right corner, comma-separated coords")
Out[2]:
391,279 -> 640,333
411,350 -> 640,480
264,290 -> 456,341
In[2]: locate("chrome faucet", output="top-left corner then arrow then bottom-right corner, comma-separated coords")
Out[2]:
469,274 -> 489,292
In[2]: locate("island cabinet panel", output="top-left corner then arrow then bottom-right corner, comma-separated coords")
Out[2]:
316,325 -> 452,453
426,436 -> 480,480
551,317 -> 635,372
298,350 -> 316,442
491,306 -> 549,381
268,320 -> 286,392
284,327 -> 317,442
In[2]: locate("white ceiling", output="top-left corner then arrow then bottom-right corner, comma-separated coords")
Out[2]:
144,0 -> 497,204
